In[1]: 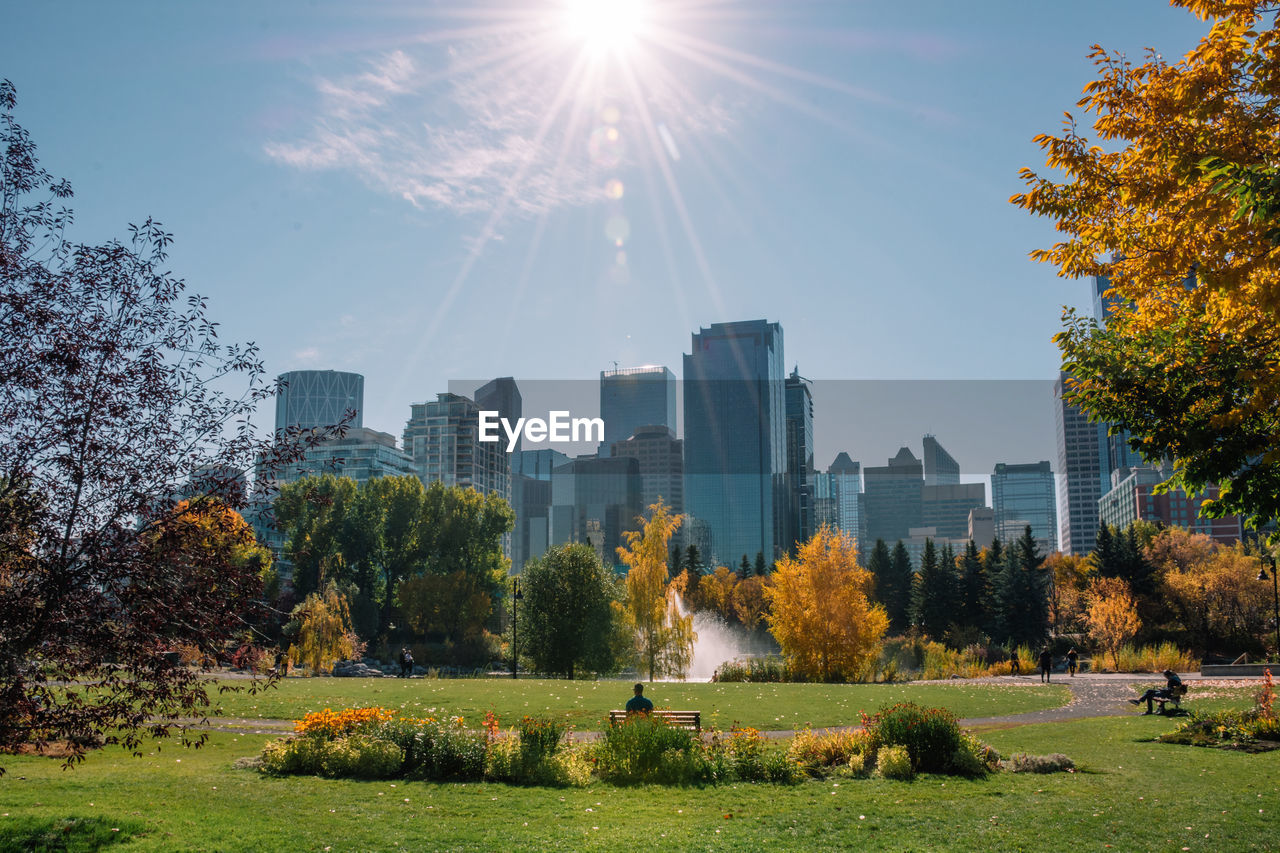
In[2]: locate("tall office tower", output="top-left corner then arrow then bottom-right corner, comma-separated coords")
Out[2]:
610,425 -> 683,515
404,393 -> 510,500
813,452 -> 861,544
599,365 -> 677,456
683,320 -> 786,566
1054,373 -> 1104,555
862,447 -> 924,550
968,506 -> 995,545
509,448 -> 569,573
991,461 -> 1058,555
922,434 -> 960,486
784,368 -> 814,552
275,370 -> 364,432
551,455 -> 643,570
475,377 -> 522,454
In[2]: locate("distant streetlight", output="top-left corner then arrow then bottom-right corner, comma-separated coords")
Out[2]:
1257,557 -> 1280,661
511,577 -> 523,679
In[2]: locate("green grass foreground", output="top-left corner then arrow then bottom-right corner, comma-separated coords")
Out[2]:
2,710 -> 1277,852
206,677 -> 1069,730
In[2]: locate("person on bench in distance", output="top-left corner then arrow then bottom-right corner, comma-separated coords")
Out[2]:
626,682 -> 653,715
1129,669 -> 1183,714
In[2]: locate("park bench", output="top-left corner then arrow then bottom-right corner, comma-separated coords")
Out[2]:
608,709 -> 701,732
1152,684 -> 1189,715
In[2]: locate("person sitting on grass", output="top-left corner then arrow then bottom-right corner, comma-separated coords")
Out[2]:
1129,669 -> 1183,714
625,682 -> 653,715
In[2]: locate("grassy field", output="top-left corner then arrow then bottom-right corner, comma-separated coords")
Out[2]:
2,707 -> 1277,852
205,677 -> 1070,730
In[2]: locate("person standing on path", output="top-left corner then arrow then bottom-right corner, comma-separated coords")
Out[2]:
1010,649 -> 1020,676
1067,648 -> 1078,677
1038,648 -> 1053,682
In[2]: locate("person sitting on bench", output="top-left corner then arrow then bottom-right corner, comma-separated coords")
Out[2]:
1130,669 -> 1183,714
625,682 -> 653,715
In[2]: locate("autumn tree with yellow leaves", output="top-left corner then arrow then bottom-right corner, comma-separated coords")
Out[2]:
289,583 -> 361,675
1086,577 -> 1142,671
765,527 -> 888,683
616,501 -> 695,681
1013,0 -> 1280,532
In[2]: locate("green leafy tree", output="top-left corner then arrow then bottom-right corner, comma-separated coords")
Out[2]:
520,544 -> 619,679
275,473 -> 358,598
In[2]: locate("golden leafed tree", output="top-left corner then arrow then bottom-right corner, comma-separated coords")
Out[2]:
1085,577 -> 1142,671
1012,0 -> 1280,531
698,566 -> 740,622
616,500 -> 694,681
765,526 -> 887,682
734,575 -> 768,632
289,583 -> 359,675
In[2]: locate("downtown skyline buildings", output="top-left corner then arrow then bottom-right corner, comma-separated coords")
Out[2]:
269,316 -> 1084,572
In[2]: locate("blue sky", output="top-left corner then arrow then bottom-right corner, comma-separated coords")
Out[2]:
4,1 -> 1206,468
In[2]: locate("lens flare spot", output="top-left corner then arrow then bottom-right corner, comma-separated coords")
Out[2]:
601,105 -> 621,125
588,126 -> 624,168
605,215 -> 630,245
616,250 -> 627,265
605,179 -> 625,199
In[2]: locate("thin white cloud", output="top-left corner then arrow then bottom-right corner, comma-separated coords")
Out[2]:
265,34 -> 738,216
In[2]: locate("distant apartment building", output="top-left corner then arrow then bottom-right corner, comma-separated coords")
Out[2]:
991,461 -> 1057,555
404,393 -> 510,500
275,370 -> 364,432
552,455 -> 643,571
861,447 -> 924,549
599,365 -> 676,456
475,377 -> 522,454
277,427 -> 415,487
814,452 -> 861,545
1099,466 -> 1243,546
921,482 -> 986,540
683,320 -> 787,566
509,448 -> 570,572
784,368 -> 814,552
610,424 -> 683,515
923,434 -> 960,486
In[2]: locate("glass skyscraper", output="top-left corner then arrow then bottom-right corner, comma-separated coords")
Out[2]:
275,370 -> 364,432
598,365 -> 676,456
784,368 -> 814,552
682,320 -> 786,566
991,461 -> 1057,555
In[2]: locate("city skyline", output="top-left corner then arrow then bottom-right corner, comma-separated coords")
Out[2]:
3,1 -> 1207,445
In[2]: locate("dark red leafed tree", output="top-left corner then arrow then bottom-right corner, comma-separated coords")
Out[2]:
0,80 -> 335,769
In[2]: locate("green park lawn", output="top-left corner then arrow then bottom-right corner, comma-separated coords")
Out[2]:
205,676 -> 1069,730
2,682 -> 1276,852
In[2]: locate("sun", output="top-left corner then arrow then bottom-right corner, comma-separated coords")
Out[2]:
561,0 -> 649,55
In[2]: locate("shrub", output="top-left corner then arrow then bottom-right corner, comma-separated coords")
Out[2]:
949,734 -> 999,777
787,728 -> 869,776
726,727 -> 765,781
518,716 -> 568,767
260,735 -> 328,776
320,735 -> 404,779
1002,752 -> 1075,773
920,642 -> 988,680
594,715 -> 700,785
863,702 -> 962,773
713,656 -> 792,683
875,745 -> 914,780
762,750 -> 802,784
1105,642 -> 1198,673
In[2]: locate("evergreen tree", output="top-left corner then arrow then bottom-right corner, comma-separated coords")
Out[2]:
740,554 -> 752,577
684,544 -> 703,576
754,551 -> 768,576
670,545 -> 683,576
958,539 -> 990,635
995,526 -> 1050,647
882,540 -> 914,634
866,538 -> 892,606
911,539 -> 957,640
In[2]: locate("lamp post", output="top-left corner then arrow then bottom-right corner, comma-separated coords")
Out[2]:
1258,557 -> 1280,662
511,577 -> 523,679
